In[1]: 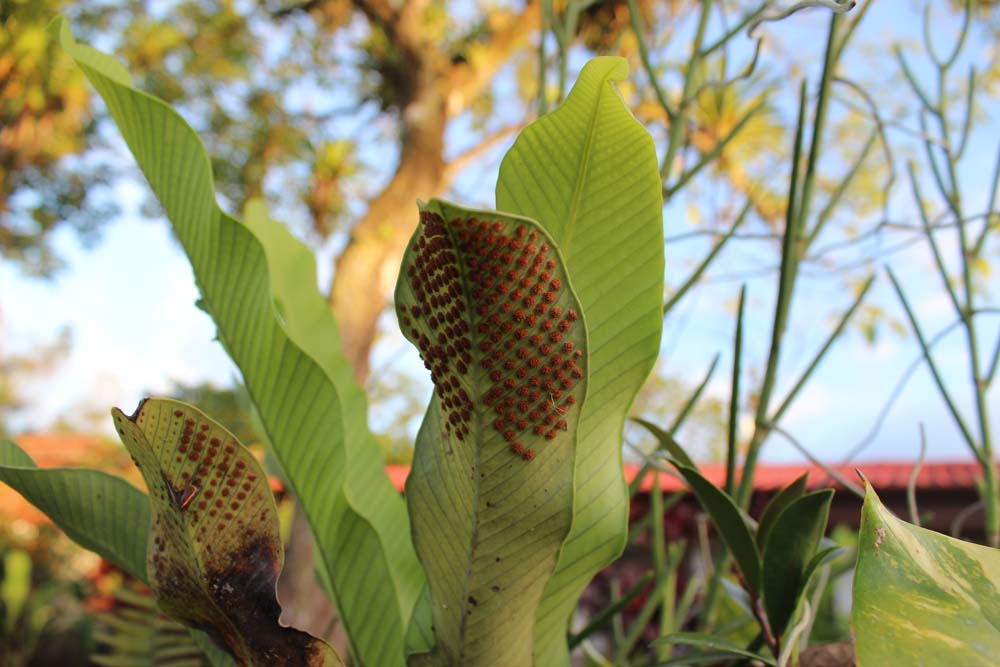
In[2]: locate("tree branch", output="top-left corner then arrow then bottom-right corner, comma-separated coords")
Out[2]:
442,121 -> 531,185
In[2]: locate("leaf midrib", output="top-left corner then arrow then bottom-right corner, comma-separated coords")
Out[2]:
442,208 -> 485,664
560,78 -> 606,255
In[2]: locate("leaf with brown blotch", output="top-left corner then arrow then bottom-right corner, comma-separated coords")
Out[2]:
111,398 -> 343,667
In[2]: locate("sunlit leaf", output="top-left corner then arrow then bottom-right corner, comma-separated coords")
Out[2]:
395,199 -> 588,665
51,19 -> 423,666
496,56 -> 664,665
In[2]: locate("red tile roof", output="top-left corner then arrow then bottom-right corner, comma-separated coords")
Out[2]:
386,461 -> 993,494
3,434 -> 989,528
3,434 -> 139,524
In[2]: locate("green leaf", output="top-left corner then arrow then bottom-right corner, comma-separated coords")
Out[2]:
631,418 -> 697,469
853,482 -> 1000,666
51,18 -> 423,666
92,586 -> 212,667
650,632 -> 777,666
111,398 -> 343,666
674,464 -> 761,595
0,440 -> 233,666
242,199 -> 425,647
1,549 -> 31,636
496,56 -> 664,664
403,583 -> 434,662
395,199 -> 588,666
761,489 -> 833,638
756,472 -> 808,551
0,439 -> 149,581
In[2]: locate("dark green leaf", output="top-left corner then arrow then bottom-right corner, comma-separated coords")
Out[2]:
761,489 -> 833,638
650,632 -> 777,666
755,472 -> 808,550
632,418 -> 697,469
674,465 -> 761,594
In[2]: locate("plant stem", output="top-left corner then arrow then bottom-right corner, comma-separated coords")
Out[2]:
725,285 -> 746,497
660,0 -> 713,182
663,201 -> 751,317
735,79 -> 808,509
628,0 -> 676,127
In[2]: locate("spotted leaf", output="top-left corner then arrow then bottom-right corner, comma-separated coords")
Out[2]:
396,199 -> 588,666
111,398 -> 343,667
497,56 -> 663,665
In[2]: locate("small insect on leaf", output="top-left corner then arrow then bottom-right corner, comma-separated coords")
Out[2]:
179,483 -> 200,510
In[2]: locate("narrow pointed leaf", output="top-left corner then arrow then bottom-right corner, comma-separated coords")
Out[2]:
111,398 -> 343,666
650,632 -> 777,666
497,56 -> 664,664
0,439 -> 149,581
853,482 -> 1000,666
396,199 -> 588,666
755,472 -> 809,550
631,418 -> 697,469
92,586 -> 212,667
51,18 -> 422,666
673,464 -> 761,595
801,545 -> 844,591
761,489 -> 833,638
403,583 -> 434,661
242,199 -> 425,640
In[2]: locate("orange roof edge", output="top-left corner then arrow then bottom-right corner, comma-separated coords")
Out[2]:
384,461 -> 994,494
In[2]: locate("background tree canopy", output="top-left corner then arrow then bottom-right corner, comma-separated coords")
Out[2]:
2,0 -> 998,467
3,1 -> 1000,662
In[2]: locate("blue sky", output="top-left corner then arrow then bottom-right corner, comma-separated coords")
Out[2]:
2,0 -> 998,467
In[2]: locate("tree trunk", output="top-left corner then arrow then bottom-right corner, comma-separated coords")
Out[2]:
328,79 -> 448,382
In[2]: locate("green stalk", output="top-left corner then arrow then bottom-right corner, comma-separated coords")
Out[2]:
986,333 -> 1000,387
907,162 -> 962,314
664,102 -> 767,199
725,285 -> 746,497
663,201 -> 752,317
806,130 -> 877,249
735,80 -> 808,508
796,7 -> 842,244
628,0 -> 676,127
972,143 -> 1000,258
660,0 -> 713,182
886,267 -> 980,455
568,572 -> 653,649
651,474 -> 677,663
739,8 -> 846,508
902,3 -> 998,543
700,4 -> 767,58
629,355 -> 720,499
613,575 -> 675,662
537,0 -> 551,115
